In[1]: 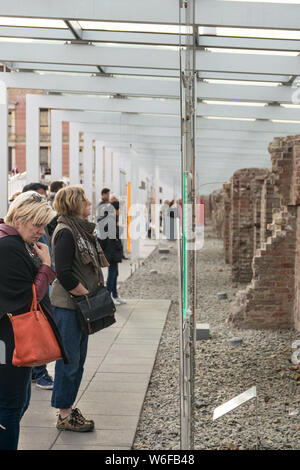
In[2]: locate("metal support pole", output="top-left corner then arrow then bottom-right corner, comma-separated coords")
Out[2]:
179,0 -> 197,451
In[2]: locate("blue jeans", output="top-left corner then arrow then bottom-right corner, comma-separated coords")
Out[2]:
107,263 -> 119,298
51,307 -> 88,410
0,315 -> 32,450
32,364 -> 47,380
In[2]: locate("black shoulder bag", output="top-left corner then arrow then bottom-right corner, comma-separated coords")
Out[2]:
72,285 -> 116,335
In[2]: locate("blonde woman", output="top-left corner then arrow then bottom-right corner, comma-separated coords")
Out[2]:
0,191 -> 67,450
50,186 -> 108,432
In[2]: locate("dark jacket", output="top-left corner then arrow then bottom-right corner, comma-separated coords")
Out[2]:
99,236 -> 123,264
97,201 -> 123,264
0,223 -> 68,364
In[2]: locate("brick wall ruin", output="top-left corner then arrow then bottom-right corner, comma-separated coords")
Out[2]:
209,168 -> 269,283
209,134 -> 300,330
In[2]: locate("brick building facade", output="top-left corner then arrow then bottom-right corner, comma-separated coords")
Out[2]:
8,89 -> 70,176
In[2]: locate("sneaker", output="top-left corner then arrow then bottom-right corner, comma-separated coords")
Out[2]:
36,372 -> 54,390
111,295 -> 121,306
116,296 -> 126,304
56,408 -> 95,432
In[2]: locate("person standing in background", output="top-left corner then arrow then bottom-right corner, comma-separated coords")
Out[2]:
98,196 -> 126,306
49,181 -> 66,207
47,181 -> 66,238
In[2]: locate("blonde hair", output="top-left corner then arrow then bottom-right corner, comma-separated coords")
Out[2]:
53,185 -> 88,217
9,191 -> 21,202
5,191 -> 56,227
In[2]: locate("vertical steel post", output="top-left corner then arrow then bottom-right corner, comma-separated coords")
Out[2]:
179,0 -> 197,450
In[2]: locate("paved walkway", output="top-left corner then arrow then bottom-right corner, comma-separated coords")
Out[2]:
18,238 -> 170,450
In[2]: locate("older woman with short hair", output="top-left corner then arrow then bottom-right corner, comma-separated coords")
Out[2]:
0,191 -> 62,450
50,185 -> 108,432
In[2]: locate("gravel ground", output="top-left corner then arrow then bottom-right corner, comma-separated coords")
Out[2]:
118,224 -> 300,450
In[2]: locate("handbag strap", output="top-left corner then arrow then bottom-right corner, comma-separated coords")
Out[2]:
31,283 -> 38,311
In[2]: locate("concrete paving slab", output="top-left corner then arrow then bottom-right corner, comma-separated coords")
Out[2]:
72,399 -> 142,417
94,372 -> 150,383
20,403 -> 58,428
115,338 -> 160,345
18,427 -> 59,450
29,387 -> 53,402
79,390 -> 145,404
97,363 -> 154,374
19,298 -> 171,450
110,343 -> 158,350
117,330 -> 163,340
100,356 -> 155,366
52,445 -> 131,450
86,381 -> 148,394
124,321 -> 167,329
107,349 -> 157,359
55,429 -> 135,447
87,415 -> 139,431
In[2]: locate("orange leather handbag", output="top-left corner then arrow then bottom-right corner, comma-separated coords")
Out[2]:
7,284 -> 62,367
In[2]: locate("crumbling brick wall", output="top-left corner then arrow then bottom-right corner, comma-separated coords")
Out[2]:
229,135 -> 300,330
228,206 -> 296,329
260,173 -> 281,247
230,168 -> 269,283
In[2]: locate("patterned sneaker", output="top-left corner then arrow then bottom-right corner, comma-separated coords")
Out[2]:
56,408 -> 95,432
116,296 -> 127,304
36,372 -> 54,390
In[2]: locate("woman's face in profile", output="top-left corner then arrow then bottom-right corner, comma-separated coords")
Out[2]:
14,219 -> 46,244
79,200 -> 91,220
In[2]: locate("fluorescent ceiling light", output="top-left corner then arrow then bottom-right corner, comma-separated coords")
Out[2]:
203,100 -> 267,107
0,16 -> 67,28
272,119 -> 300,123
200,26 -> 300,41
94,42 -> 180,51
0,37 -> 63,45
204,116 -> 256,121
203,79 -> 280,87
280,104 -> 300,108
0,37 -> 35,43
205,47 -> 299,56
34,71 -> 96,77
79,21 -> 192,35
